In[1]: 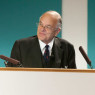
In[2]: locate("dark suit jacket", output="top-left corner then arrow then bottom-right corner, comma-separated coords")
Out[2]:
7,36 -> 76,68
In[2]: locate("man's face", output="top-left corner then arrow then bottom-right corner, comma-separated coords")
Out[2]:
37,13 -> 60,44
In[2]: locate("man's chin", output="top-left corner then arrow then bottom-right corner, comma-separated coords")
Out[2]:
38,38 -> 47,43
39,38 -> 46,42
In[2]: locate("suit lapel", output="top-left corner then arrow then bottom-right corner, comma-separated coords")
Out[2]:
28,36 -> 43,67
52,37 -> 64,67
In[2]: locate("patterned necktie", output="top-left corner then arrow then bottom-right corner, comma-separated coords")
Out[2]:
44,45 -> 49,64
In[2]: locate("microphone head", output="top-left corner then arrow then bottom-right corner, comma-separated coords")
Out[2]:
0,55 -> 20,65
79,46 -> 91,66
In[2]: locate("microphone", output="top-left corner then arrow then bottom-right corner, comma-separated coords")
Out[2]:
0,55 -> 22,67
79,46 -> 93,69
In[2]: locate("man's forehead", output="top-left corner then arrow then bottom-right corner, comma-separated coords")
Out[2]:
40,16 -> 58,27
40,13 -> 58,22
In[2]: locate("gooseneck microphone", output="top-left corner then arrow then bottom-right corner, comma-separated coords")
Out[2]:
0,55 -> 22,67
79,46 -> 93,69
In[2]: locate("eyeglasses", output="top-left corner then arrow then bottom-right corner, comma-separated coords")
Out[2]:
37,21 -> 57,31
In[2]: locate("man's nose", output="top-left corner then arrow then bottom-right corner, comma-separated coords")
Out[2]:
42,26 -> 46,31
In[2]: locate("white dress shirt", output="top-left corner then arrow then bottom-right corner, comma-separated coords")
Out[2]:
38,39 -> 54,56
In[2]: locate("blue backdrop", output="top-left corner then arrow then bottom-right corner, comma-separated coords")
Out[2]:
88,0 -> 95,68
0,0 -> 62,67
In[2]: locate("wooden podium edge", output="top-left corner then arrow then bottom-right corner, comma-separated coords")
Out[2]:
0,67 -> 95,73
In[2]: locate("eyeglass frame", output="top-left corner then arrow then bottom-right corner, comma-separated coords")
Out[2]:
37,21 -> 58,31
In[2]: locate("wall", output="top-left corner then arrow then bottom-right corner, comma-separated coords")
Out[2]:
62,0 -> 87,69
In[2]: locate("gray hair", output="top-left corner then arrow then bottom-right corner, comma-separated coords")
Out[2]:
56,17 -> 62,29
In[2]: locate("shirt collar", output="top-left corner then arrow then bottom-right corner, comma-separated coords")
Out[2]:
39,38 -> 54,51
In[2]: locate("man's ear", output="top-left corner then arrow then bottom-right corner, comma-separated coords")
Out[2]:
55,28 -> 61,36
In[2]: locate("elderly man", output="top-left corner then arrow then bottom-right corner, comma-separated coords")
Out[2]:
7,11 -> 76,68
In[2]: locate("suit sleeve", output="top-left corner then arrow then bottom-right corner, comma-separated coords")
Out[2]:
67,44 -> 76,69
7,40 -> 22,67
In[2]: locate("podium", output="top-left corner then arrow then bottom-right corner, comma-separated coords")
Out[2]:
0,68 -> 95,95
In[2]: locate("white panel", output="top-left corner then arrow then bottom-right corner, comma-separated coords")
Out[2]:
0,71 -> 95,95
62,0 -> 87,69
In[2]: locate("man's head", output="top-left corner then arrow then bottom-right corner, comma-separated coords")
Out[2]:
37,11 -> 62,44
